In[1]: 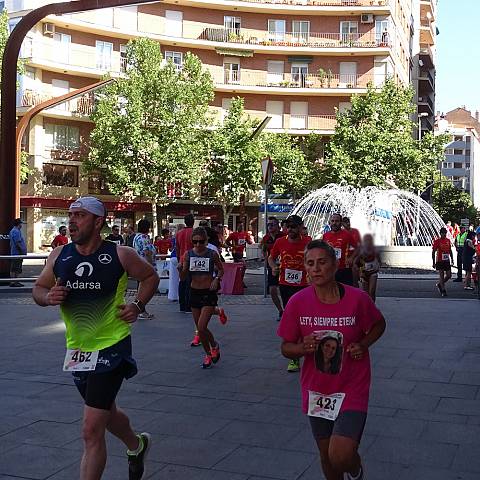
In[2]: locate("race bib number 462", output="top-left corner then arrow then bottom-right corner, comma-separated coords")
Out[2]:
63,349 -> 99,372
190,257 -> 210,272
308,391 -> 345,421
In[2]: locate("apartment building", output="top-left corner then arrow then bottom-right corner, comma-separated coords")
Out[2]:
436,108 -> 480,209
412,0 -> 437,136
6,0 -> 436,251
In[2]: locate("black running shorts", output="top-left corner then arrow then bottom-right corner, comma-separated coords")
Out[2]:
190,287 -> 218,309
435,261 -> 451,272
309,410 -> 367,443
72,336 -> 137,410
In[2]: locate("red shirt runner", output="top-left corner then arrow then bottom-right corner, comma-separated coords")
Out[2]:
432,237 -> 452,263
270,236 -> 311,287
52,234 -> 68,248
155,238 -> 172,255
227,231 -> 253,255
323,230 -> 354,269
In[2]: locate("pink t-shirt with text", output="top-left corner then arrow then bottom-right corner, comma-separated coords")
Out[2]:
277,285 -> 383,414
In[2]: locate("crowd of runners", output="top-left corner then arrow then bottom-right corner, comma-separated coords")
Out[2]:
432,223 -> 480,297
31,195 -> 397,480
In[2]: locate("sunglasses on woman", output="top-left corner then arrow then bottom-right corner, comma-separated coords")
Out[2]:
192,239 -> 206,245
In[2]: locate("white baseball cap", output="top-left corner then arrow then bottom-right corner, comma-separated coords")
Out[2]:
69,197 -> 106,217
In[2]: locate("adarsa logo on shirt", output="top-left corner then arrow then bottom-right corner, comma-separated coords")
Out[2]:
65,279 -> 102,290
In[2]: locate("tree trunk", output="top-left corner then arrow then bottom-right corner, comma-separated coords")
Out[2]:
152,201 -> 159,238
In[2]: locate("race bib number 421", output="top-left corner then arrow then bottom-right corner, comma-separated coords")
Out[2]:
307,391 -> 345,421
63,349 -> 99,372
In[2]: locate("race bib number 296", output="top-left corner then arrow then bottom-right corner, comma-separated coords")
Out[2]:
308,391 -> 345,421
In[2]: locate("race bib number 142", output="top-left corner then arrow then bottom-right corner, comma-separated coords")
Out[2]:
307,391 -> 345,421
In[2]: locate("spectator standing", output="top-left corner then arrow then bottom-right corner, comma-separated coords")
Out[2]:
454,226 -> 467,282
176,214 -> 195,313
105,225 -> 124,245
463,231 -> 476,291
168,225 -> 183,302
51,225 -> 68,249
154,229 -> 173,258
9,218 -> 27,287
124,225 -> 136,248
133,219 -> 156,319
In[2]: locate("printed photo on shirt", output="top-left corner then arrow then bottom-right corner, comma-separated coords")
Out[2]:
314,330 -> 343,375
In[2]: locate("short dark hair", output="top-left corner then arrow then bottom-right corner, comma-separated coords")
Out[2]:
184,214 -> 195,227
268,216 -> 279,223
112,225 -> 119,230
59,225 -> 67,232
137,219 -> 151,234
305,239 -> 336,262
13,218 -> 22,226
440,227 -> 447,234
331,213 -> 342,221
161,228 -> 169,235
342,216 -> 350,223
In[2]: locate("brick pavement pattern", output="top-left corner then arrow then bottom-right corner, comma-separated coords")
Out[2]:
0,295 -> 480,479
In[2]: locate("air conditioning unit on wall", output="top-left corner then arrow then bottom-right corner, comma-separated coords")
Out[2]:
361,14 -> 374,24
43,22 -> 55,36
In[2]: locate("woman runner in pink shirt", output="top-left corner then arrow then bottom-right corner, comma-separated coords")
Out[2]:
278,239 -> 386,480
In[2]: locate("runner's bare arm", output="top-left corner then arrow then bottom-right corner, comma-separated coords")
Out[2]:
118,246 -> 159,306
210,252 -> 224,291
267,253 -> 277,271
32,247 -> 68,306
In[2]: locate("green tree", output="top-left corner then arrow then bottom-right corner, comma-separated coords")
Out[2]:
85,38 -> 214,232
431,178 -> 480,225
0,10 -> 29,181
325,79 -> 446,192
259,133 -> 323,199
206,97 -> 263,221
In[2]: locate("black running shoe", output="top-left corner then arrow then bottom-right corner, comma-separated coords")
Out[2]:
128,432 -> 151,480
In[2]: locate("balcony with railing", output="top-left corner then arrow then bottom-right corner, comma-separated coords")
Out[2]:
213,69 -> 381,92
161,0 -> 390,9
198,29 -> 391,49
419,15 -> 435,46
19,89 -> 95,116
21,37 -> 123,77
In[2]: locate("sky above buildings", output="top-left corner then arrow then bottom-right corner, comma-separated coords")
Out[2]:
436,0 -> 480,115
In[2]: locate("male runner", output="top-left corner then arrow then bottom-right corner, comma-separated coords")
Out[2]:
323,214 -> 357,286
260,217 -> 285,321
226,223 -> 253,262
269,214 -> 310,372
432,227 -> 454,297
342,217 -> 361,287
454,226 -> 467,282
32,196 -> 159,480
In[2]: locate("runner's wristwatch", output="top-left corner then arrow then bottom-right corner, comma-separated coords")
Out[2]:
132,299 -> 145,313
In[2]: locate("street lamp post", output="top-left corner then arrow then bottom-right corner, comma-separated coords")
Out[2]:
0,0 -> 163,275
416,112 -> 429,242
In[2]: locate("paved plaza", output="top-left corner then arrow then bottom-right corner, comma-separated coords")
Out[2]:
1,292 -> 480,479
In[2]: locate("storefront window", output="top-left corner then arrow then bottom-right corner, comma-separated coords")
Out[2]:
41,209 -> 69,248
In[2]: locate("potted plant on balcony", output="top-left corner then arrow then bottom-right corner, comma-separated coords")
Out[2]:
228,31 -> 240,43
327,69 -> 334,88
317,68 -> 327,88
